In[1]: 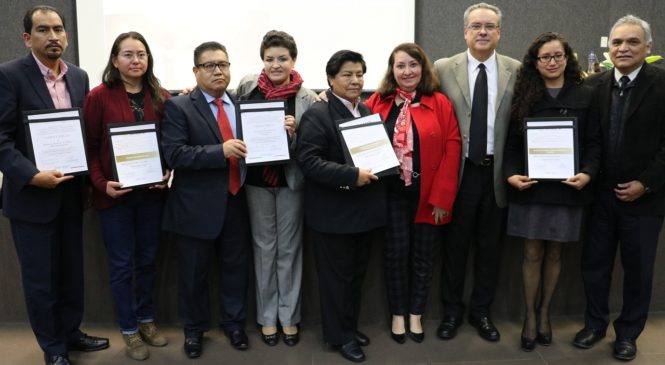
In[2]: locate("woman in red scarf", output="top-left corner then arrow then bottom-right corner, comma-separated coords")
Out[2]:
365,43 -> 461,344
235,30 -> 317,347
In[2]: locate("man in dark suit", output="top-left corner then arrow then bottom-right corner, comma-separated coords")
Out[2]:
433,3 -> 520,342
161,41 -> 250,359
0,5 -> 108,365
573,15 -> 665,362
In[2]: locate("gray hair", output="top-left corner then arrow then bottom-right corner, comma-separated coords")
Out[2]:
610,14 -> 653,44
463,3 -> 502,27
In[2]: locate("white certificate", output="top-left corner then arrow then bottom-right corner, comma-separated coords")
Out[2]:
238,100 -> 290,165
525,118 -> 578,180
24,109 -> 89,175
339,115 -> 399,175
109,123 -> 164,189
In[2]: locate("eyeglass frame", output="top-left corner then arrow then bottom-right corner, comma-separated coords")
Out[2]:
536,53 -> 567,64
196,61 -> 232,72
466,23 -> 499,32
118,52 -> 149,61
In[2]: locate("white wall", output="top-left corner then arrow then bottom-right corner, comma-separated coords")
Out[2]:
77,0 -> 415,91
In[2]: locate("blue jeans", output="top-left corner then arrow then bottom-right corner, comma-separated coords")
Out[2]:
99,193 -> 163,333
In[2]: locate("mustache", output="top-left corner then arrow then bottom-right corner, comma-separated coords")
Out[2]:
46,42 -> 62,48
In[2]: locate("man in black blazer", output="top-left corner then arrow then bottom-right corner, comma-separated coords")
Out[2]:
161,41 -> 250,358
0,6 -> 108,365
574,15 -> 665,362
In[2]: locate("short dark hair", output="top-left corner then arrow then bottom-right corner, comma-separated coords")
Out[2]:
325,50 -> 366,87
260,30 -> 297,60
193,41 -> 227,66
24,5 -> 66,34
377,43 -> 440,98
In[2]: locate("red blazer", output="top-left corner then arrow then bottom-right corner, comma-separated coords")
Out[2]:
365,91 -> 461,224
83,82 -> 169,210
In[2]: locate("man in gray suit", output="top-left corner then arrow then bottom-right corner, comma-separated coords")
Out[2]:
433,2 -> 520,342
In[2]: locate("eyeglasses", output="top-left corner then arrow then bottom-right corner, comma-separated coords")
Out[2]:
120,52 -> 148,61
536,53 -> 567,64
466,23 -> 499,32
197,61 -> 231,72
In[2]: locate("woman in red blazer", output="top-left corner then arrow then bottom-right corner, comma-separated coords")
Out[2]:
83,31 -> 170,361
365,43 -> 461,344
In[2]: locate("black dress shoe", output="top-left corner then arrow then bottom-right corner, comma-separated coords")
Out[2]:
184,333 -> 203,358
68,333 -> 110,352
261,332 -> 279,346
468,316 -> 500,342
408,330 -> 424,343
614,338 -> 637,361
536,317 -> 552,346
44,354 -> 70,365
339,340 -> 365,363
391,331 -> 406,344
227,329 -> 249,350
283,332 -> 299,346
355,331 -> 370,346
573,327 -> 606,349
436,316 -> 462,340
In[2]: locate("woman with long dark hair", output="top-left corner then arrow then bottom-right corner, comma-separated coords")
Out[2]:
83,31 -> 170,361
504,32 -> 600,351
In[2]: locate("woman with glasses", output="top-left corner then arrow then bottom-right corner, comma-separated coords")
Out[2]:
504,32 -> 600,351
83,31 -> 170,361
234,30 -> 317,347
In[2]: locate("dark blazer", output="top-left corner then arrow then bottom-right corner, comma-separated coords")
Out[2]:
586,63 -> 665,215
0,54 -> 89,222
161,87 -> 237,240
296,91 -> 386,234
504,79 -> 601,206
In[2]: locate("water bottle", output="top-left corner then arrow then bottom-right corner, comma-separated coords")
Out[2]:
587,50 -> 597,74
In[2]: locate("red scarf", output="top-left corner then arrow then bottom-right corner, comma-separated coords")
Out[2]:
393,89 -> 415,186
257,69 -> 304,100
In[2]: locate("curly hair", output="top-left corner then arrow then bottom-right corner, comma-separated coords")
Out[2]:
102,32 -> 165,118
510,32 -> 583,128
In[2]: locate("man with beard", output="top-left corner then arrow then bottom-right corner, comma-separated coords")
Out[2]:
0,5 -> 109,365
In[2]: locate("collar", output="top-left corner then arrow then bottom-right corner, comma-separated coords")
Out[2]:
613,64 -> 643,84
467,49 -> 497,72
331,92 -> 361,116
32,52 -> 68,80
201,89 -> 232,105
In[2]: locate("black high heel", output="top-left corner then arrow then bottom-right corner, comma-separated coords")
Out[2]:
536,317 -> 552,346
391,331 -> 406,344
521,319 -> 536,352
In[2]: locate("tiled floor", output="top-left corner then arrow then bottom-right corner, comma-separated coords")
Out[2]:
3,314 -> 665,364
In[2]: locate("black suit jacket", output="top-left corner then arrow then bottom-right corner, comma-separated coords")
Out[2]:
587,63 -> 665,215
296,91 -> 386,234
0,54 -> 89,223
161,87 -> 239,240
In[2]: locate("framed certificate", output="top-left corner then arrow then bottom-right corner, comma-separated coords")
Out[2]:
107,122 -> 165,189
336,113 -> 399,177
237,100 -> 290,166
524,117 -> 578,180
23,108 -> 89,175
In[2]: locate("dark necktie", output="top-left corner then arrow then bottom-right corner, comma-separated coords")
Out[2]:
607,75 -> 631,174
469,63 -> 488,164
213,98 -> 240,195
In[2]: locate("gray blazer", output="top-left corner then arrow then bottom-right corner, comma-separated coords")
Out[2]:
434,52 -> 520,208
234,74 -> 317,191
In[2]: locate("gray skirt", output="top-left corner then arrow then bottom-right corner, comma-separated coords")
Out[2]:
507,202 -> 584,242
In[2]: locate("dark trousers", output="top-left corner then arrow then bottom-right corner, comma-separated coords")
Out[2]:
440,159 -> 505,318
385,190 -> 441,315
177,190 -> 250,335
309,228 -> 374,346
582,189 -> 663,340
98,194 -> 163,333
10,182 -> 84,356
